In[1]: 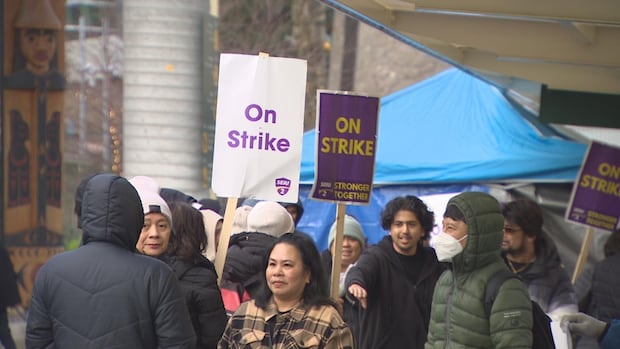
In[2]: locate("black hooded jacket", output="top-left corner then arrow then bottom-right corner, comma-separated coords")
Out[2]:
346,236 -> 445,349
502,234 -> 577,314
220,231 -> 277,298
588,253 -> 620,322
0,246 -> 20,309
26,174 -> 196,349
165,254 -> 227,349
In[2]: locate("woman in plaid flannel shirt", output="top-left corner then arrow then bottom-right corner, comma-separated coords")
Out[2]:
218,232 -> 354,349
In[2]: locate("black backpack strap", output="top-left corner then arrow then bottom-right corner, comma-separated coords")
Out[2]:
485,269 -> 556,349
484,268 -> 518,316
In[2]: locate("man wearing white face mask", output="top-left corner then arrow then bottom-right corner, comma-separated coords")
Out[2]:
426,192 -> 533,349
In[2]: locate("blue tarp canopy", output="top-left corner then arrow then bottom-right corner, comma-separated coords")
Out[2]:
296,69 -> 587,250
300,68 -> 586,185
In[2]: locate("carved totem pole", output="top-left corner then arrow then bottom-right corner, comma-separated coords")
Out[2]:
2,0 -> 66,306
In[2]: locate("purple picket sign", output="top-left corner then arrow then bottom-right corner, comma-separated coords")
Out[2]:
310,91 -> 379,205
566,141 -> 620,232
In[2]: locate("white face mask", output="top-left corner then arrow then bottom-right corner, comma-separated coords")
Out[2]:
433,232 -> 468,262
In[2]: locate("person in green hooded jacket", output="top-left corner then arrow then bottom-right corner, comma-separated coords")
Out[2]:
425,192 -> 533,349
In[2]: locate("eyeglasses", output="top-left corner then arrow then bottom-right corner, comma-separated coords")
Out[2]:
502,227 -> 522,233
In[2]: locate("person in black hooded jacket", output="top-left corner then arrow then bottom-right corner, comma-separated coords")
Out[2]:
0,244 -> 20,349
219,201 -> 295,312
346,196 -> 445,349
279,199 -> 304,227
501,198 -> 577,317
26,173 -> 196,349
165,201 -> 227,349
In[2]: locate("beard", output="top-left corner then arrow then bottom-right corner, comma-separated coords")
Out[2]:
502,242 -> 526,256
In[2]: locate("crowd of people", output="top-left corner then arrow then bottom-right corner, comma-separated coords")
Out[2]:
0,172 -> 615,348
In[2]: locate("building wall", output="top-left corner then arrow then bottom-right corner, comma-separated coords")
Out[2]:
122,0 -> 208,193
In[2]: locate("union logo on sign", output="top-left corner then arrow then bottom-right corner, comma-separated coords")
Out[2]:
275,177 -> 291,196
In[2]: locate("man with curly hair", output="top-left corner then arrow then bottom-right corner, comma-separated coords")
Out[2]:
346,196 -> 445,348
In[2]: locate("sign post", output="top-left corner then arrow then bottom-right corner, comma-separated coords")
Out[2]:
330,203 -> 346,299
214,197 -> 238,284
572,227 -> 593,283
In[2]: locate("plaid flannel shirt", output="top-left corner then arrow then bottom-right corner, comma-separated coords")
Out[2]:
218,299 -> 354,349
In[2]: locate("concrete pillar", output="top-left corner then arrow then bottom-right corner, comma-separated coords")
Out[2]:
122,0 -> 208,194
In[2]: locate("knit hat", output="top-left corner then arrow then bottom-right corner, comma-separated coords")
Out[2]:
160,187 -> 197,205
328,215 -> 365,248
231,205 -> 252,235
128,176 -> 171,224
198,198 -> 222,213
129,176 -> 160,195
201,209 -> 223,262
138,190 -> 173,225
242,198 -> 262,207
247,201 -> 295,237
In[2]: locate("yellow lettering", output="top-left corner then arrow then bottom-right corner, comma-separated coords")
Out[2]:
334,191 -> 369,201
318,137 -> 375,157
349,118 -> 360,134
580,175 -> 591,188
579,174 -> 620,197
335,117 -> 361,134
587,211 -> 617,223
334,182 -> 371,192
586,216 -> 615,230
598,162 -> 620,180
335,117 -> 349,133
320,137 -> 331,153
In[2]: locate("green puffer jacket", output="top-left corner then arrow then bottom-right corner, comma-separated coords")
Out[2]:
425,192 -> 533,349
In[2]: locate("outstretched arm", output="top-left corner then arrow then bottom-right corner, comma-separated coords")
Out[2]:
344,248 -> 380,309
347,284 -> 368,309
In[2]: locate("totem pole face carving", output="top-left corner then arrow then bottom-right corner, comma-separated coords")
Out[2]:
19,28 -> 57,75
13,0 -> 62,76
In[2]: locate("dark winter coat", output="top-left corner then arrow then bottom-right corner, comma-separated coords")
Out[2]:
321,249 -> 363,342
26,174 -> 196,349
503,234 -> 578,315
426,192 -> 532,349
345,236 -> 444,349
0,246 -> 20,308
166,254 -> 228,349
586,253 -> 620,322
221,231 -> 276,298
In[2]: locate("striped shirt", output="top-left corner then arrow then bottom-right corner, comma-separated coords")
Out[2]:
218,299 -> 354,349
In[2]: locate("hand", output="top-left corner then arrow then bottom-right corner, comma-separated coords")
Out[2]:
347,284 -> 367,309
561,312 -> 607,338
336,297 -> 344,307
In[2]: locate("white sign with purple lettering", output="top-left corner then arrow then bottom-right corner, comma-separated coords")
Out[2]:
211,53 -> 307,203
